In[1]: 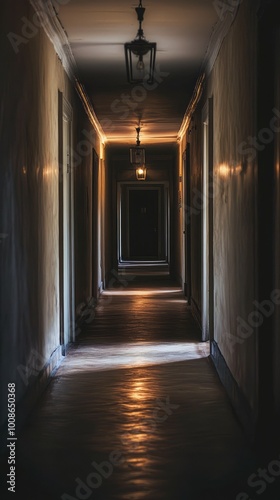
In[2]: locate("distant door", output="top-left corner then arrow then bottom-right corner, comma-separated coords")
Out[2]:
129,189 -> 159,259
92,149 -> 99,299
183,145 -> 192,303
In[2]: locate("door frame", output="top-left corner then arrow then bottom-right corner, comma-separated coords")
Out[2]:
58,92 -> 75,354
127,186 -> 161,259
182,144 -> 192,303
91,148 -> 99,300
117,181 -> 170,263
202,97 -> 214,342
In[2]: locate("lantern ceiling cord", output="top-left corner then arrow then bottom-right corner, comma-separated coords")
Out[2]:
136,126 -> 141,147
129,125 -> 146,168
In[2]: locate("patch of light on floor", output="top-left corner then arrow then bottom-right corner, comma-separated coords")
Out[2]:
63,341 -> 210,373
102,289 -> 183,296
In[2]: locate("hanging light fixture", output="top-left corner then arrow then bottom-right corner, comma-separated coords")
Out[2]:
124,0 -> 156,85
129,126 -> 146,166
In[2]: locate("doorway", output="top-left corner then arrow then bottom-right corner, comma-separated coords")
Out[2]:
202,98 -> 214,342
58,92 -> 75,353
91,149 -> 99,299
183,145 -> 192,303
118,183 -> 169,263
129,189 -> 159,259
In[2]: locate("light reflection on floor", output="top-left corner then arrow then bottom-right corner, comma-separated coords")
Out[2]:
11,277 -> 258,500
102,289 -> 182,296
63,341 -> 210,373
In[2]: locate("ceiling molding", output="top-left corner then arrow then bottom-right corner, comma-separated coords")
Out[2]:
29,0 -> 107,144
29,0 -> 76,78
202,4 -> 241,75
177,73 -> 205,142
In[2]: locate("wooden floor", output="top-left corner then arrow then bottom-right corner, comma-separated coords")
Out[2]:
3,276 -> 277,499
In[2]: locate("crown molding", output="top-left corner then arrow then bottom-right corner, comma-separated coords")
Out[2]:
177,73 -> 205,142
29,0 -> 107,144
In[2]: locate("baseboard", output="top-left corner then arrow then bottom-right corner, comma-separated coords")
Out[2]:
0,345 -> 63,454
210,340 -> 256,443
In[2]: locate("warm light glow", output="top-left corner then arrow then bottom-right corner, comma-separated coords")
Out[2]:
136,166 -> 146,180
108,135 -> 177,144
43,165 -> 53,178
232,164 -> 242,175
22,166 -> 27,175
130,379 -> 146,400
136,57 -> 145,71
75,80 -> 107,144
218,163 -> 243,178
218,163 -> 231,178
100,142 -> 105,160
177,73 -> 205,142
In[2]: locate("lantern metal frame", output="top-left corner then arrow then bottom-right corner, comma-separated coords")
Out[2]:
124,0 -> 156,85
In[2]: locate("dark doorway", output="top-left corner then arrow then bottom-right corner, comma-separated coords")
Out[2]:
129,189 -> 159,259
92,149 -> 99,299
183,145 -> 192,303
118,183 -> 169,263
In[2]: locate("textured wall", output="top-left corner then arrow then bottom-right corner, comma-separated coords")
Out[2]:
183,0 -> 258,415
0,0 -> 100,429
209,0 -> 258,413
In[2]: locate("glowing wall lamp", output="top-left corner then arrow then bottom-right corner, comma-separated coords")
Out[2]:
124,0 -> 156,85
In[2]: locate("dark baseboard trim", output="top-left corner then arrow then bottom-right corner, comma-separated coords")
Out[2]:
210,340 -> 256,443
0,345 -> 63,454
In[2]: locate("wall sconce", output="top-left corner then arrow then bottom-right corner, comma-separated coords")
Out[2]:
129,126 -> 146,166
136,167 -> 147,180
124,0 -> 156,85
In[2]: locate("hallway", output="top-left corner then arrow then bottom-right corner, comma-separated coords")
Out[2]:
10,277 -> 261,500
1,1 -> 280,498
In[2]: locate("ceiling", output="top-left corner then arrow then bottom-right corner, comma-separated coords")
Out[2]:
57,0 -> 220,145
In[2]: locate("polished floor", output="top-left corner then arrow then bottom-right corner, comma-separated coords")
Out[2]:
2,276 -> 279,499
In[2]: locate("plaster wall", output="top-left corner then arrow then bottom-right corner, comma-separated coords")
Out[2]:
208,0 -> 258,413
0,0 -> 101,429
